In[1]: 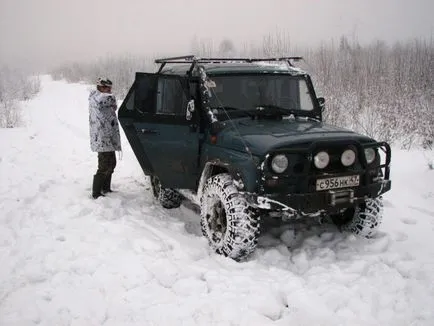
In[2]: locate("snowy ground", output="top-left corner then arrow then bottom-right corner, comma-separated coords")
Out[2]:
0,76 -> 433,326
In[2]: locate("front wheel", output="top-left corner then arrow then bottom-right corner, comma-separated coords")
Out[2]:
332,197 -> 384,238
200,173 -> 260,261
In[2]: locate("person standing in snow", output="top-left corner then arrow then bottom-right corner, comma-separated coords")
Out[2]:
88,77 -> 121,199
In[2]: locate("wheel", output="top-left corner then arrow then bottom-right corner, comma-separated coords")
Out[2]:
332,197 -> 384,238
150,176 -> 183,209
200,173 -> 260,260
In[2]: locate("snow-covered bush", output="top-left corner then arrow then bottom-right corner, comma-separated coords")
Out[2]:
0,67 -> 41,128
0,100 -> 22,128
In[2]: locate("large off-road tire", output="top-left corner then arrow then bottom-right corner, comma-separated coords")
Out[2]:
150,176 -> 183,209
333,197 -> 384,238
200,173 -> 260,260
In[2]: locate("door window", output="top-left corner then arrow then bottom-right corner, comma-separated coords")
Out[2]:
119,73 -> 191,123
156,78 -> 188,116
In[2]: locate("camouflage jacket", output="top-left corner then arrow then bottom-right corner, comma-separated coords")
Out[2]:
88,89 -> 121,152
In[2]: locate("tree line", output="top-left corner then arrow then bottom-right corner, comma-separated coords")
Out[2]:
3,32 -> 433,149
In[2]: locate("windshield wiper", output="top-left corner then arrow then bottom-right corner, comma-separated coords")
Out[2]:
255,104 -> 295,116
212,106 -> 240,111
211,106 -> 254,117
255,104 -> 319,121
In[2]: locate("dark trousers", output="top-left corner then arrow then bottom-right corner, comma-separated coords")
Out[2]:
96,151 -> 116,176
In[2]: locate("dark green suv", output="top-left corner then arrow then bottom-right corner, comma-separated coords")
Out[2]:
118,55 -> 392,260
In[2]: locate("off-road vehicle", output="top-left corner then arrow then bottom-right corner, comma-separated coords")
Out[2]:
118,55 -> 392,260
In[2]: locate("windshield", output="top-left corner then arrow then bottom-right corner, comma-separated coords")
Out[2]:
206,75 -> 315,114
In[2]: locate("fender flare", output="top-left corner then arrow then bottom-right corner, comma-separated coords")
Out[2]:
196,160 -> 245,200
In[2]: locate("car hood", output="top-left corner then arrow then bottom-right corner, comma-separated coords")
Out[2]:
214,118 -> 373,156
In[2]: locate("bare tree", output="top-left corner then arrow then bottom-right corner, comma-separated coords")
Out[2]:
190,36 -> 215,57
261,29 -> 292,57
218,38 -> 236,57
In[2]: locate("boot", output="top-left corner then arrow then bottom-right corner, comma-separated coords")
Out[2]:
102,174 -> 113,193
92,174 -> 105,199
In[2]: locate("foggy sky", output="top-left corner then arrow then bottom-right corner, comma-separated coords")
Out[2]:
0,0 -> 432,71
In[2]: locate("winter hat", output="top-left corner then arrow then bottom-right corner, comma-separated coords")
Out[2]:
97,77 -> 113,87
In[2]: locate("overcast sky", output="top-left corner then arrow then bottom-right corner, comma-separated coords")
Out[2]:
0,0 -> 432,71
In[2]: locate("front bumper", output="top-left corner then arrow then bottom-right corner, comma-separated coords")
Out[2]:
249,180 -> 391,213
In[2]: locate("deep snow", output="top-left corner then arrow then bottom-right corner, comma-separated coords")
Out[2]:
0,76 -> 433,326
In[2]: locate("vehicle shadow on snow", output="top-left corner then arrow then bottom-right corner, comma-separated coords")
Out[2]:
177,199 -> 391,264
252,218 -> 391,269
178,196 -> 339,242
125,181 -> 391,264
258,217 -> 338,249
130,178 -> 346,254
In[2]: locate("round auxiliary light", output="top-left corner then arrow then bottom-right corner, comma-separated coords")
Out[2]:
314,151 -> 330,169
271,154 -> 288,173
341,149 -> 356,167
364,148 -> 376,164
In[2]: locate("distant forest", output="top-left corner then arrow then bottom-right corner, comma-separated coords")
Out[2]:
1,32 -> 433,149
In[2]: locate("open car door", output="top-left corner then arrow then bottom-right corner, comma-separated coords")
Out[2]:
118,72 -> 199,189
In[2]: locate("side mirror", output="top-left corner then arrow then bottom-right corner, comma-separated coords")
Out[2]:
317,97 -> 325,111
186,99 -> 195,120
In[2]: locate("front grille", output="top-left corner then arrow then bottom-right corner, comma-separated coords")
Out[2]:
262,142 -> 367,194
261,140 -> 391,196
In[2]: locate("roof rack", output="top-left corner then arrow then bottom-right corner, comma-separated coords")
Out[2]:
154,55 -> 303,74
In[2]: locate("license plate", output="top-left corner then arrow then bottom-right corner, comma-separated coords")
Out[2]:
316,175 -> 360,191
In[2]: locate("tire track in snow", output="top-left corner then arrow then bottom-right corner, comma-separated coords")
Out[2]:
409,206 -> 434,217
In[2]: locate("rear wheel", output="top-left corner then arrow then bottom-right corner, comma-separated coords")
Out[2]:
150,176 -> 183,209
332,197 -> 384,238
200,173 -> 260,260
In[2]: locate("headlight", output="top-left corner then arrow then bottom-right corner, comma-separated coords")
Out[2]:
341,149 -> 356,166
364,148 -> 376,164
314,151 -> 330,169
271,154 -> 288,173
